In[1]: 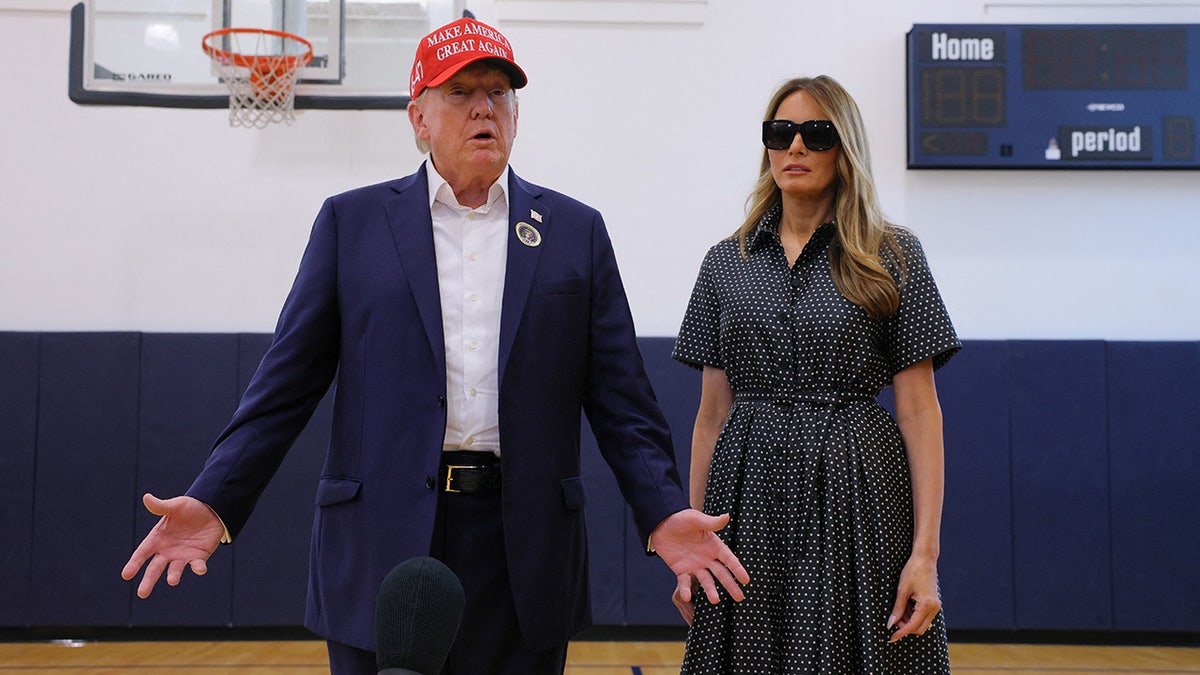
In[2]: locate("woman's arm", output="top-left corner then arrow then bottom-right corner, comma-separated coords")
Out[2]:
887,358 -> 946,642
689,366 -> 734,510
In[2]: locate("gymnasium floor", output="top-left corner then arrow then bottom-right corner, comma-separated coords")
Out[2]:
1,638 -> 1198,674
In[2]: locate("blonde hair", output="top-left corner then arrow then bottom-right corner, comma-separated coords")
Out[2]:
737,75 -> 904,318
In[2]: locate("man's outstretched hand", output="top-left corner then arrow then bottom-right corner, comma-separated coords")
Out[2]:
650,509 -> 748,608
121,493 -> 224,598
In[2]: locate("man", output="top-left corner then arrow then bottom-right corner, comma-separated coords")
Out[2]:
121,16 -> 748,675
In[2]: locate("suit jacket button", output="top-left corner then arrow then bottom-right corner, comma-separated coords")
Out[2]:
436,395 -> 445,407
425,476 -> 436,490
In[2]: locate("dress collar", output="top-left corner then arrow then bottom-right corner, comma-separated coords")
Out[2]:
747,202 -> 837,251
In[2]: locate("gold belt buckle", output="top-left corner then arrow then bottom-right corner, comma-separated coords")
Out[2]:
444,464 -> 470,493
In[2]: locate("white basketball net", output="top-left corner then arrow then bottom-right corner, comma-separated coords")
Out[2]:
207,30 -> 311,129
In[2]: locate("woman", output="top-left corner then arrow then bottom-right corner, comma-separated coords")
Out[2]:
672,75 -> 959,673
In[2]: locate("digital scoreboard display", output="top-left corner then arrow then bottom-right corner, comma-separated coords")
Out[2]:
906,24 -> 1199,169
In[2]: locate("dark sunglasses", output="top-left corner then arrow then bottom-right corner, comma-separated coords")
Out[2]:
762,119 -> 839,152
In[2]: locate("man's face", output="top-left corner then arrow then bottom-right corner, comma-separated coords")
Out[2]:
408,62 -> 519,190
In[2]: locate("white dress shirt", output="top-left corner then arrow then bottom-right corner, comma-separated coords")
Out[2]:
426,161 -> 508,453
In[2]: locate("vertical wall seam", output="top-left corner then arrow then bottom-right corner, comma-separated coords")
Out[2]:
1007,341 -> 1019,629
26,333 -> 43,628
228,333 -> 244,628
129,331 -> 144,627
1104,342 -> 1117,630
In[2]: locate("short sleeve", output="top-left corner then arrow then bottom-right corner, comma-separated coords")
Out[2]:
882,231 -> 961,374
672,246 -> 724,371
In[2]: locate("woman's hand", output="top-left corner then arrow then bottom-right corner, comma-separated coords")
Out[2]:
886,553 -> 942,643
672,574 -> 699,625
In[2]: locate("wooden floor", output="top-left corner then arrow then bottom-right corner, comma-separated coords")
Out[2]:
0,639 -> 1198,674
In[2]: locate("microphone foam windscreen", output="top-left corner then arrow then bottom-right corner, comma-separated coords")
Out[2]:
375,556 -> 466,675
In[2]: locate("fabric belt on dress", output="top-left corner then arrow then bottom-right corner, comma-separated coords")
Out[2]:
440,450 -> 502,494
733,390 -> 874,408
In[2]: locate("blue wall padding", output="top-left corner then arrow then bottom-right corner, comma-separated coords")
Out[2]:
2,334 -> 1198,633
0,333 -> 39,626
623,338 -> 699,626
130,333 -> 240,626
1106,341 -> 1200,631
937,340 -> 1015,629
581,418 -> 627,625
29,333 -> 141,626
1009,340 -> 1112,630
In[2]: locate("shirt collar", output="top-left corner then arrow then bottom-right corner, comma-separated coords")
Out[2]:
425,160 -> 510,214
747,202 -> 837,251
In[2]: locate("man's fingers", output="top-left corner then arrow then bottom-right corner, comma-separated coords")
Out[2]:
164,556 -> 212,587
122,512 -> 169,581
121,547 -> 150,581
722,550 -> 750,586
674,510 -> 731,535
701,528 -> 750,586
709,562 -> 745,602
137,555 -> 167,599
706,512 -> 731,531
142,492 -> 170,516
695,570 -> 721,605
124,495 -> 169,584
701,525 -> 750,590
166,559 -> 187,587
675,574 -> 693,604
121,555 -> 149,582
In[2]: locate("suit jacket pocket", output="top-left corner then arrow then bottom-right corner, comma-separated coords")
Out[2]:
315,477 -> 362,507
560,476 -> 586,510
536,277 -> 583,296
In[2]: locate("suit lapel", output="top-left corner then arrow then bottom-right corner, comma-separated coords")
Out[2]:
383,165 -> 446,380
499,171 -> 547,387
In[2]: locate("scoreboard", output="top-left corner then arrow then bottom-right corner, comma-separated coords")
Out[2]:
906,24 -> 1199,169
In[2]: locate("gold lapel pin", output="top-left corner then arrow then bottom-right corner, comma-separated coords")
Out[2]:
515,221 -> 542,247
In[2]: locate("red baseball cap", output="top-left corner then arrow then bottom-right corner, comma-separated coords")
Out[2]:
409,17 -> 528,99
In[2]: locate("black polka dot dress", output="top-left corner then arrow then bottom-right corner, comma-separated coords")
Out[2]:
673,207 -> 960,674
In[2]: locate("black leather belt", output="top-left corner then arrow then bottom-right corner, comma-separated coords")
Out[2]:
440,451 -> 501,494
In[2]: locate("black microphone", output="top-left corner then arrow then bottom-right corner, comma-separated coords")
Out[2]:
375,556 -> 465,675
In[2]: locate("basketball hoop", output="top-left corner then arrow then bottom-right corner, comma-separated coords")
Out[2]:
202,28 -> 314,129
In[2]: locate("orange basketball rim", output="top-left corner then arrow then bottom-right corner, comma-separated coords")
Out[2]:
201,27 -> 314,127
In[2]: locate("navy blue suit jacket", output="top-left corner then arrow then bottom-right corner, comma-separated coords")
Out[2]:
186,164 -> 688,651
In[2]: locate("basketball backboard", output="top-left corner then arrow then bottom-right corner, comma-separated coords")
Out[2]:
70,0 -> 464,108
